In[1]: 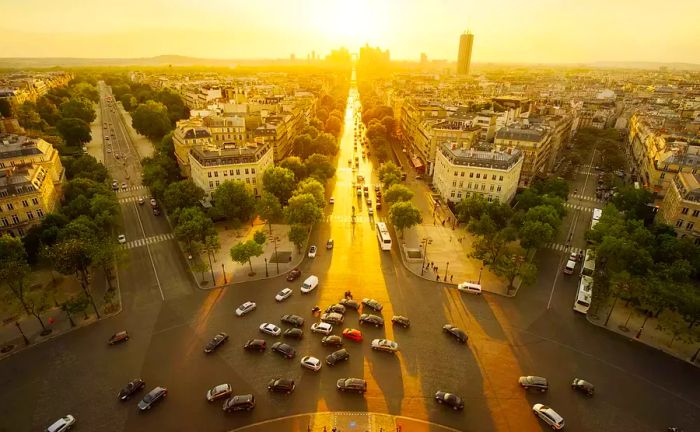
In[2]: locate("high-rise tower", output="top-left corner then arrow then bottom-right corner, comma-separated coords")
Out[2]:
457,31 -> 474,75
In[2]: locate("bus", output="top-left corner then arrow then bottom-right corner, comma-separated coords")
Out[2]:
590,208 -> 603,230
573,275 -> 593,314
376,222 -> 392,250
581,249 -> 595,277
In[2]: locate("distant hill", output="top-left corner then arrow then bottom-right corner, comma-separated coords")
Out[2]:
0,55 -> 294,69
588,61 -> 700,71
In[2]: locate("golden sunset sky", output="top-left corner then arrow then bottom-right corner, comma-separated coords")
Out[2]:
1,0 -> 699,63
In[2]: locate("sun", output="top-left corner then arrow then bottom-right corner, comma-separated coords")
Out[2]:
311,0 -> 383,47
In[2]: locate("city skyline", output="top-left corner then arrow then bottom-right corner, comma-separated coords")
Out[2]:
2,0 -> 700,64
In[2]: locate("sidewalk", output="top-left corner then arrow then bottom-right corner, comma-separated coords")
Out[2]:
191,222 -> 305,289
116,102 -> 155,160
588,300 -> 700,366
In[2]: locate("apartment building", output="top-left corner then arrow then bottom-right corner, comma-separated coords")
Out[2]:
433,144 -> 523,204
0,134 -> 64,187
494,125 -> 552,186
172,118 -> 213,176
657,172 -> 700,244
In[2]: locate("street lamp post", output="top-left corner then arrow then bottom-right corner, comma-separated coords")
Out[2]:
444,262 -> 449,281
264,257 -> 269,278
478,266 -> 484,284
221,263 -> 227,284
15,321 -> 29,345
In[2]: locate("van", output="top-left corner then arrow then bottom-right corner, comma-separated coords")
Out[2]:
457,282 -> 482,295
301,275 -> 319,294
563,260 -> 576,275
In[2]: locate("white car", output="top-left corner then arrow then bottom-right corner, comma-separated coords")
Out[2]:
329,197 -> 335,204
47,415 -> 76,432
117,234 -> 126,244
275,288 -> 293,302
206,383 -> 232,402
235,301 -> 256,317
308,245 -> 317,258
310,322 -> 333,335
371,338 -> 399,353
300,356 -> 322,371
532,403 -> 565,430
259,323 -> 282,336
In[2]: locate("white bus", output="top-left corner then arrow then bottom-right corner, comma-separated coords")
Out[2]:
376,222 -> 392,250
573,275 -> 593,314
581,249 -> 595,277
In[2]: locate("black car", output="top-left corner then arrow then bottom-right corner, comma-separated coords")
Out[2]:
326,348 -> 350,366
442,324 -> 468,343
361,298 -> 383,312
571,378 -> 595,396
118,379 -> 145,401
321,335 -> 343,347
271,342 -> 296,359
283,328 -> 303,339
339,298 -> 360,310
281,314 -> 304,327
267,378 -> 296,394
286,268 -> 302,282
325,304 -> 347,315
137,386 -> 167,411
391,316 -> 410,328
336,378 -> 367,394
434,390 -> 464,410
204,332 -> 228,353
359,314 -> 384,328
519,376 -> 549,392
108,330 -> 129,345
223,394 -> 255,412
243,339 -> 266,352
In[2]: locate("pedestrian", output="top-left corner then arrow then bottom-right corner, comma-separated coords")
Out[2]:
435,266 -> 438,273
450,275 -> 453,282
436,274 -> 440,281
430,261 -> 434,268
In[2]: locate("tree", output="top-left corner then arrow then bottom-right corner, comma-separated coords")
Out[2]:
285,193 -> 323,226
324,116 -> 342,136
493,247 -> 537,289
531,177 -> 570,201
383,184 -> 414,205
262,166 -> 297,203
471,224 -> 518,265
519,220 -> 555,251
59,98 -> 96,123
455,195 -> 487,224
253,230 -> 267,245
36,97 -> 61,125
201,232 -> 220,284
15,102 -> 48,131
293,178 -> 326,208
50,238 -> 100,318
61,295 -> 89,327
293,134 -> 313,159
302,125 -> 320,139
311,133 -> 339,156
380,116 -> 397,137
389,201 -> 422,237
72,82 -> 99,102
131,101 -> 172,140
379,162 -> 402,189
288,224 -> 308,253
523,205 -> 562,231
63,154 -> 109,182
163,180 -> 205,213
175,207 -> 214,254
305,154 -> 336,182
230,240 -> 264,275
256,192 -> 283,234
279,156 -> 307,181
367,123 -> 388,140
0,98 -> 11,117
611,186 -> 654,221
56,118 -> 91,146
212,180 -> 256,224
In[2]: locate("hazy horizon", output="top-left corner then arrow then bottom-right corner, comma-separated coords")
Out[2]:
2,0 -> 700,64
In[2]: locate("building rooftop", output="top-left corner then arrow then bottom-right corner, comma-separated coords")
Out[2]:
190,143 -> 271,167
0,134 -> 47,159
440,143 -> 522,170
495,126 -> 547,142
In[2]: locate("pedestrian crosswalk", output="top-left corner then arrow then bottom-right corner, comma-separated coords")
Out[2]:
120,233 -> 175,250
326,214 -> 374,224
117,185 -> 148,193
544,242 -> 585,255
563,202 -> 593,212
118,195 -> 149,204
569,194 -> 602,203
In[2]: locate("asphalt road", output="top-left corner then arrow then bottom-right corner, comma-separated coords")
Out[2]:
0,86 -> 698,432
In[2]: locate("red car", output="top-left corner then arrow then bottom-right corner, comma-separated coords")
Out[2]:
342,328 -> 363,342
286,268 -> 301,282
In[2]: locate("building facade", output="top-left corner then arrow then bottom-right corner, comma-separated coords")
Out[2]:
494,125 -> 552,187
457,32 -> 474,75
173,118 -> 213,177
657,172 -> 700,243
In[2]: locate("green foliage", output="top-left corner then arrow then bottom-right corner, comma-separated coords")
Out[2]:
324,116 -> 342,136
212,180 -> 256,224
256,192 -> 283,228
305,154 -> 336,183
383,184 -> 414,205
263,166 -> 297,203
378,162 -> 402,189
36,98 -> 62,125
56,118 -> 91,147
141,153 -> 180,199
285,193 -> 323,226
610,185 -> 654,220
59,98 -> 96,123
156,89 -> 189,125
293,177 -> 325,208
175,207 -> 214,253
519,220 -> 555,251
493,246 -> 537,288
230,240 -> 264,272
163,180 -> 205,213
279,156 -> 307,181
16,102 -> 49,131
288,224 -> 308,252
62,154 -> 109,182
71,82 -> 100,103
253,230 -> 267,245
531,177 -> 569,201
293,134 -> 313,159
388,201 -> 422,236
131,100 -> 172,140
0,98 -> 11,117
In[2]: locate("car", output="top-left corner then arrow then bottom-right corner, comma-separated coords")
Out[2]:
329,197 -> 335,204
107,148 -> 112,153
301,355 -> 322,371
310,322 -> 333,335
275,288 -> 293,302
366,199 -> 372,206
321,335 -> 343,347
308,245 -> 317,258
326,348 -> 350,365
374,185 -> 380,192
339,298 -> 360,310
376,202 -> 382,210
121,182 -> 127,190
371,338 -> 399,353
152,208 -> 160,216
325,304 -> 346,315
361,298 -> 383,312
532,404 -> 565,430
368,208 -> 374,215
342,328 -> 363,342
204,332 -> 228,353
281,314 -> 305,327
301,275 -> 319,293
235,301 -> 256,316
391,316 -> 410,328
519,376 -> 549,392
206,383 -> 232,402
108,330 -> 129,345
111,180 -> 118,190
137,386 -> 167,411
268,378 -> 296,394
359,314 -> 384,328
150,198 -> 157,207
336,378 -> 367,394
117,234 -> 126,244
571,378 -> 595,396
321,312 -> 344,325
442,324 -> 468,343
259,323 -> 282,336
569,251 -> 579,262
138,197 -> 145,205
118,379 -> 145,401
243,339 -> 266,352
286,268 -> 302,281
326,239 -> 334,249
434,391 -> 464,410
271,342 -> 296,359
283,327 -> 303,339
46,415 -> 76,432
223,394 -> 255,412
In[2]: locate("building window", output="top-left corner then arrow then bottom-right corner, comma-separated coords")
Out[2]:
26,211 -> 34,220
252,178 -> 256,184
7,203 -> 13,210
209,181 -> 214,188
230,170 -> 234,176
450,191 -> 455,198
460,172 -> 465,177
693,210 -> 700,218
681,207 -> 689,215
492,175 -> 496,180
676,219 -> 683,227
11,215 -> 20,224
499,176 -> 503,181
469,172 -> 473,178
36,209 -> 44,218
688,222 -> 695,231
1,217 -> 7,226
454,171 -> 458,176
457,192 -> 462,198
251,168 -> 256,174
481,184 -> 486,191
214,171 -> 219,177
245,168 -> 249,174
223,171 -> 228,176
660,172 -> 666,179
246,178 -> 251,184
236,169 -> 240,175
22,200 -> 29,207
459,181 -> 463,187
476,173 -> 480,179
497,186 -> 502,192
215,180 -> 220,187
452,181 -> 457,187
32,198 -> 39,205
490,185 -> 495,191
208,172 -> 212,178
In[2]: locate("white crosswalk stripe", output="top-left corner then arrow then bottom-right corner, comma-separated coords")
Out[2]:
544,242 -> 585,255
120,233 -> 175,250
569,194 -> 602,203
326,214 -> 375,224
563,202 -> 593,212
118,195 -> 149,204
116,185 -> 148,194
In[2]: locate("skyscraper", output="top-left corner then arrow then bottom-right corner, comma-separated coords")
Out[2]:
457,32 -> 474,75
